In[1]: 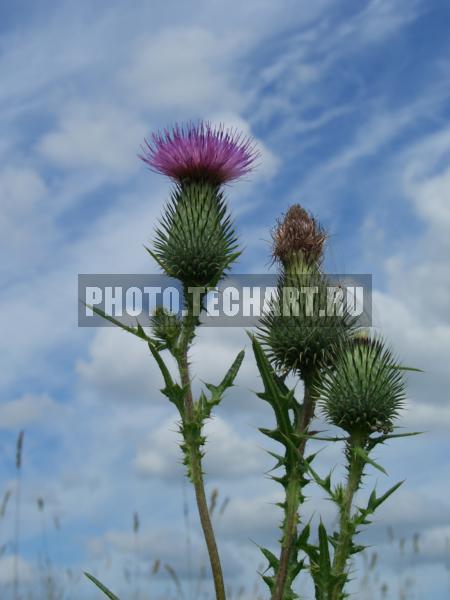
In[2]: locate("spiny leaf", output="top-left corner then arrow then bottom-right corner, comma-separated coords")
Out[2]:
250,335 -> 293,438
368,430 -> 423,448
146,342 -> 186,413
204,350 -> 245,405
353,446 -> 387,475
297,432 -> 348,443
144,245 -> 167,272
258,427 -> 286,444
297,521 -> 311,546
260,547 -> 279,571
87,305 -> 150,341
390,364 -> 424,373
368,480 -> 404,512
147,342 -> 174,389
250,335 -> 285,404
196,350 -> 245,422
318,521 -> 331,573
311,467 -> 333,495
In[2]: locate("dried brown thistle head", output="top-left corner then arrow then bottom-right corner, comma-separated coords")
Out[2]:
272,204 -> 326,267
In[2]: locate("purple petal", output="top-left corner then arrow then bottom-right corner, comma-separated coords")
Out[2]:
139,121 -> 259,184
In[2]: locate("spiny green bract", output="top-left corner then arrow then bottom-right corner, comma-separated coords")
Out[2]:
317,337 -> 406,436
150,306 -> 182,351
258,271 -> 355,380
151,182 -> 240,288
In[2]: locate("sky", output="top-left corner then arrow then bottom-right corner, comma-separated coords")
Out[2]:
1,0 -> 450,598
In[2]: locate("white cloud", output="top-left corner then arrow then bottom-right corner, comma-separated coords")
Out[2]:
0,0 -> 449,595
0,556 -> 34,585
216,491 -> 281,542
89,525 -> 243,587
376,490 -> 450,532
365,123 -> 450,421
135,415 -> 267,481
403,400 -> 450,431
76,328 -> 170,404
0,166 -> 46,216
0,393 -> 63,430
410,163 -> 450,232
120,27 -> 241,114
38,103 -> 145,177
0,166 -> 51,277
343,0 -> 422,44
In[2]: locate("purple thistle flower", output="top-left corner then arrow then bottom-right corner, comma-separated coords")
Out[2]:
140,121 -> 259,185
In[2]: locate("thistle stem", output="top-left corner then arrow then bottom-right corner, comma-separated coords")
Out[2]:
186,422 -> 226,600
331,434 -> 366,600
271,381 -> 316,600
177,312 -> 226,600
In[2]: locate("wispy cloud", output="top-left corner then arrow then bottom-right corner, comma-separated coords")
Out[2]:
1,1 -> 450,596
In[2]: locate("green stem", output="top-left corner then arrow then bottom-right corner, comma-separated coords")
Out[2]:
186,424 -> 226,600
331,435 -> 366,600
177,303 -> 226,600
271,381 -> 316,600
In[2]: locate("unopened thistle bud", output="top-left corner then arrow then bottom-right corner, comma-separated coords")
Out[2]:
259,206 -> 353,380
258,273 -> 354,381
151,306 -> 182,351
317,337 -> 406,436
272,205 -> 326,272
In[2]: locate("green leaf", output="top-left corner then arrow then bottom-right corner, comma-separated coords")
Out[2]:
250,335 -> 284,401
307,522 -> 338,600
147,342 -> 173,389
205,349 -> 245,405
311,467 -> 333,495
370,480 -> 404,512
318,521 -> 331,573
145,342 -> 187,413
250,335 -> 293,439
144,245 -> 167,272
258,427 -> 287,444
297,433 -> 348,443
195,350 -> 245,422
87,304 -> 150,342
391,364 -> 424,373
368,430 -> 423,449
297,521 -> 311,549
353,446 -> 387,475
85,573 -> 121,600
260,546 -> 279,571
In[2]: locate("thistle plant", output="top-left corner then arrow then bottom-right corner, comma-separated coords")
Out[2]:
85,127 -> 418,600
254,205 -> 355,600
252,205 -> 417,600
87,121 -> 258,600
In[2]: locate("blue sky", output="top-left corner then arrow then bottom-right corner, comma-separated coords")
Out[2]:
1,0 -> 450,598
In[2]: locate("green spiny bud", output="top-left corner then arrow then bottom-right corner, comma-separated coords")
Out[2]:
258,270 -> 355,380
150,306 -> 182,351
317,337 -> 406,436
151,182 -> 240,288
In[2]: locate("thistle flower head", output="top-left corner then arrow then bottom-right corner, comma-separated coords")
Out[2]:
140,121 -> 258,185
273,205 -> 326,269
317,336 -> 406,436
